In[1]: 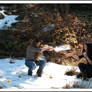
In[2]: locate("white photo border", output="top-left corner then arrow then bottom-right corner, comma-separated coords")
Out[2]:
0,1 -> 92,91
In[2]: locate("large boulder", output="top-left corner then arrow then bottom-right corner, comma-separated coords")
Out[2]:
0,13 -> 4,19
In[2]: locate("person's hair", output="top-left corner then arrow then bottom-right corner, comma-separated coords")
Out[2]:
86,43 -> 92,52
84,43 -> 92,60
83,43 -> 92,51
32,40 -> 43,48
82,43 -> 87,52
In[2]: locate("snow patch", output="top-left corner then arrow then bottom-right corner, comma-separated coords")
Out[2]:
54,44 -> 71,52
0,58 -> 92,90
0,9 -> 18,30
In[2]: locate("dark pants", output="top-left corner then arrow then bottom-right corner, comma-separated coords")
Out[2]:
25,60 -> 46,76
78,63 -> 92,75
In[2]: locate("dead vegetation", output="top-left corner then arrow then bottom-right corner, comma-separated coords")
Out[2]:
63,80 -> 91,89
64,67 -> 79,76
63,84 -> 70,89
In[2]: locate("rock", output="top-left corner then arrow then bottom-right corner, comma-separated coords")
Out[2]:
4,9 -> 20,15
43,24 -> 56,31
10,56 -> 15,64
18,74 -> 22,78
4,10 -> 12,15
0,13 -> 4,19
0,86 -> 3,89
16,14 -> 25,20
11,22 -> 22,27
10,59 -> 15,64
0,81 -> 5,89
0,74 -> 2,78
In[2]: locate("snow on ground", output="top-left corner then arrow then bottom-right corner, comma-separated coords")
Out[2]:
54,44 -> 71,52
0,58 -> 92,90
0,10 -> 18,30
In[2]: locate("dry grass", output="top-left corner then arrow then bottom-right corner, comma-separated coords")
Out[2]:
72,80 -> 91,88
63,82 -> 85,89
72,81 -> 85,88
0,81 -> 5,89
51,87 -> 59,89
49,75 -> 53,79
0,86 -> 3,89
63,84 -> 70,89
64,67 -> 79,76
63,80 -> 92,89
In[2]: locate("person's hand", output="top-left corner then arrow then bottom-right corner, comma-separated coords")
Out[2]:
65,53 -> 79,60
83,52 -> 87,57
41,46 -> 53,52
48,46 -> 54,51
65,53 -> 73,57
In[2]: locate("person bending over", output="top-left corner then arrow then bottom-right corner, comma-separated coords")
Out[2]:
25,41 -> 54,77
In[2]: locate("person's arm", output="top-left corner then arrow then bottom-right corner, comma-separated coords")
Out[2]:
71,54 -> 80,60
83,52 -> 92,64
41,46 -> 54,52
29,45 -> 54,53
28,46 -> 42,52
78,55 -> 84,59
65,53 -> 83,61
65,53 -> 78,60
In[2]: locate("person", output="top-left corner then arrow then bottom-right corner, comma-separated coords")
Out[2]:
65,42 -> 92,79
25,41 -> 54,77
77,43 -> 92,79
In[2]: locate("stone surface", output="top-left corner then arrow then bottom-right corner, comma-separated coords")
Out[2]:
0,13 -> 4,19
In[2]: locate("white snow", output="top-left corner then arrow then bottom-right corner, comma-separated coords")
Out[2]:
0,58 -> 92,91
54,44 -> 71,52
0,10 -> 18,30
